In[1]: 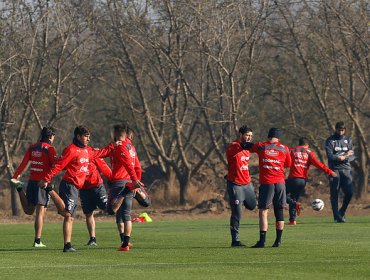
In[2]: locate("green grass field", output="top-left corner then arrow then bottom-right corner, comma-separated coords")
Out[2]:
0,216 -> 369,280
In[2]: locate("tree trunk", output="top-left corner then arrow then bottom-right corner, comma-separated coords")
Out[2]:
179,175 -> 191,206
164,164 -> 177,201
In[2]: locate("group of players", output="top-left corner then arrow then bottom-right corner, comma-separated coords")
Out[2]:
11,124 -> 151,252
226,122 -> 354,248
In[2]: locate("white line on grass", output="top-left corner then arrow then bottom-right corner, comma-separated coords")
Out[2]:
0,259 -> 368,270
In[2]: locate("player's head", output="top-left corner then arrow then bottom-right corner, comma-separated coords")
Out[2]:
40,126 -> 56,143
238,125 -> 253,143
74,125 -> 90,146
298,137 -> 309,147
126,126 -> 135,141
335,121 -> 346,136
268,127 -> 281,140
113,124 -> 128,141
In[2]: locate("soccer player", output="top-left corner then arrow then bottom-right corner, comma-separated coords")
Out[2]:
11,127 -> 65,247
325,121 -> 354,223
38,125 -> 112,252
286,137 -> 336,225
80,151 -> 111,246
225,125 -> 256,247
106,124 -> 144,252
243,128 -> 291,248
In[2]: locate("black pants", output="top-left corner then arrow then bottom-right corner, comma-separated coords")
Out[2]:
227,181 -> 256,243
329,169 -> 353,220
285,178 -> 306,222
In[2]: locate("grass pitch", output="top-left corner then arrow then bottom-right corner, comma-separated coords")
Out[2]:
0,216 -> 369,280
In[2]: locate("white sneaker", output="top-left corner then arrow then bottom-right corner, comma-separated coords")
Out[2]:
33,242 -> 46,248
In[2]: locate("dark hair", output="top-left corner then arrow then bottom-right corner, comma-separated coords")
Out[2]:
298,137 -> 309,146
40,126 -> 55,142
267,128 -> 281,139
238,125 -> 252,135
335,121 -> 345,129
74,125 -> 90,137
113,124 -> 129,139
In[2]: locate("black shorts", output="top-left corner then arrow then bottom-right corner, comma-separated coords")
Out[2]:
79,184 -> 108,214
26,180 -> 50,207
107,181 -> 134,223
59,180 -> 79,217
258,182 -> 286,209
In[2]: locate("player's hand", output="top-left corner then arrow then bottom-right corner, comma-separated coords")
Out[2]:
133,180 -> 144,189
330,171 -> 337,177
337,155 -> 346,161
347,150 -> 354,156
38,180 -> 48,189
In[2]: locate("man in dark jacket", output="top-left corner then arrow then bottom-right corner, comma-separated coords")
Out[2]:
325,122 -> 354,223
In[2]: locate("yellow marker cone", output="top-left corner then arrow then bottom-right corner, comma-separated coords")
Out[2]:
139,212 -> 152,222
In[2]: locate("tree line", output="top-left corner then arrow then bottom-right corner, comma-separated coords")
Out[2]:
1,0 -> 369,215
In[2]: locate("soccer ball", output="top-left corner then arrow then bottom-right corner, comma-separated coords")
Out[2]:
311,199 -> 324,211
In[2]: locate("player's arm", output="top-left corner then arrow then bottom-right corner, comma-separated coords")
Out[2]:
309,151 -> 336,177
134,156 -> 142,181
39,147 -> 74,188
89,143 -> 114,160
325,139 -> 342,161
12,148 -> 31,179
94,158 -> 112,181
119,145 -> 143,188
284,146 -> 292,168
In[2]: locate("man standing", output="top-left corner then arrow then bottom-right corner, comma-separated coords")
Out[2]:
80,152 -> 111,246
106,125 -> 144,252
38,126 -> 111,252
325,122 -> 354,223
11,127 -> 58,247
244,128 -> 291,248
286,137 -> 336,225
225,125 -> 256,247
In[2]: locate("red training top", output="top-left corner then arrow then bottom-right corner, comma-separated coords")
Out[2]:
82,147 -> 112,190
43,143 -> 112,189
109,138 -> 142,183
12,142 -> 57,181
249,140 -> 291,184
225,139 -> 251,185
288,146 -> 333,179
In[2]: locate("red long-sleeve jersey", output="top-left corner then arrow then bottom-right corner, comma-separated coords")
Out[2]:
43,143 -> 112,189
225,139 -> 251,185
249,140 -> 291,184
288,146 -> 333,179
109,139 -> 142,183
82,147 -> 112,190
12,142 -> 57,181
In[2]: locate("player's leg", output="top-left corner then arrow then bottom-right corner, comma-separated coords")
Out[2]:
329,170 -> 341,222
243,183 -> 257,211
135,186 -> 151,207
285,178 -> 296,223
11,180 -> 35,215
338,170 -> 353,221
59,181 -> 78,252
227,181 -> 244,247
117,192 -> 134,251
80,188 -> 99,245
33,205 -> 47,247
252,184 -> 273,248
272,182 -> 286,247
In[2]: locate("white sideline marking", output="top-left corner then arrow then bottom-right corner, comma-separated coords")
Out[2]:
0,259 -> 367,270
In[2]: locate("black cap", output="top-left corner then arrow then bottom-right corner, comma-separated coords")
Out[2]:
335,122 -> 345,129
268,128 -> 281,139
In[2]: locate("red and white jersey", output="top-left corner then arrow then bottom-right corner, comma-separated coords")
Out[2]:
109,138 -> 142,183
12,142 -> 57,181
250,140 -> 291,184
43,143 -> 111,189
82,147 -> 112,190
225,139 -> 251,185
288,146 -> 333,179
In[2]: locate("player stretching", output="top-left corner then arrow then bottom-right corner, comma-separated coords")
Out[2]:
243,128 -> 291,248
11,127 -> 65,247
38,126 -> 111,252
